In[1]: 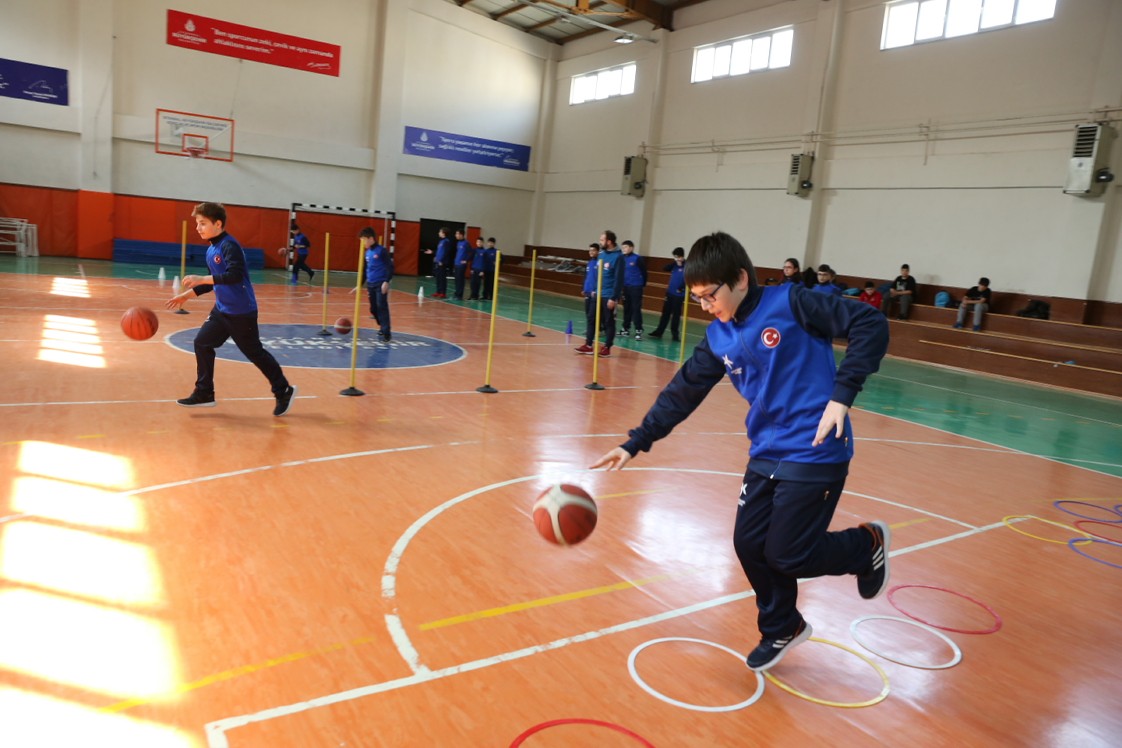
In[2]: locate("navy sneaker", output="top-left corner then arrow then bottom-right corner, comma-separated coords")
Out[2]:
177,392 -> 216,408
746,620 -> 812,672
857,521 -> 891,599
273,385 -> 297,417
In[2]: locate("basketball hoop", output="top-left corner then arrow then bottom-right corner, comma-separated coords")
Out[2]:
184,146 -> 206,159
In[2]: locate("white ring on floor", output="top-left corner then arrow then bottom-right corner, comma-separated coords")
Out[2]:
627,636 -> 765,712
850,615 -> 963,670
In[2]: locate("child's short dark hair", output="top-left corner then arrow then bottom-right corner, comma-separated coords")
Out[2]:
588,243 -> 600,251
622,240 -> 634,249
901,263 -> 910,270
672,247 -> 684,257
487,237 -> 495,243
979,277 -> 990,286
359,227 -> 377,239
865,281 -> 875,289
193,202 -> 227,225
684,232 -> 756,291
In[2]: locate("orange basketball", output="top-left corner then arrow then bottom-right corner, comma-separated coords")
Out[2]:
334,317 -> 353,335
120,306 -> 159,341
533,484 -> 598,546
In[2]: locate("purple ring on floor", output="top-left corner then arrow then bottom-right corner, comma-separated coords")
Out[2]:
1067,537 -> 1122,570
1053,500 -> 1122,523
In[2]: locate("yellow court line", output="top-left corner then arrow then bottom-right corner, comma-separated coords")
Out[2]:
419,573 -> 676,631
890,518 -> 930,530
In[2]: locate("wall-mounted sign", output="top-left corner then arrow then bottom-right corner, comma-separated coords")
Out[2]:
0,58 -> 68,106
404,126 -> 531,172
166,9 -> 340,77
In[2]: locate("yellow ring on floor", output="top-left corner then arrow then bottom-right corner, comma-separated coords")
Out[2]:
1002,514 -> 1093,545
763,637 -> 890,708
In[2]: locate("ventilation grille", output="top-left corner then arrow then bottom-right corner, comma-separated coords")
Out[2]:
1072,125 -> 1100,159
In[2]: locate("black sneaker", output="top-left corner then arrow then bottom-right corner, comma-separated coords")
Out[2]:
746,620 -> 812,672
857,521 -> 891,599
177,392 -> 216,408
648,331 -> 663,339
273,385 -> 297,417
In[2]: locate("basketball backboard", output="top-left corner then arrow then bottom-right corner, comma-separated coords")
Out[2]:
156,108 -> 235,161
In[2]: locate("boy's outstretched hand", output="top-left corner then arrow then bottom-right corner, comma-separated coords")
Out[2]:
165,291 -> 192,310
591,447 -> 632,471
813,400 -> 849,446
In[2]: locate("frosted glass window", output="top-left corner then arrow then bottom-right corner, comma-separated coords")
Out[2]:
730,39 -> 752,75
691,26 -> 793,83
881,0 -> 1056,50
916,0 -> 948,40
569,63 -> 636,105
712,44 -> 732,77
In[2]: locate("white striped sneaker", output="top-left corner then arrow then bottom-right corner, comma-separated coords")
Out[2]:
857,521 -> 891,599
746,620 -> 812,672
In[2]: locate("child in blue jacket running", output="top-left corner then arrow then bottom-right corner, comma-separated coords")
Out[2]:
592,231 -> 891,672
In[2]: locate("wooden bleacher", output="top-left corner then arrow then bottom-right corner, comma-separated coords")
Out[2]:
501,245 -> 1122,398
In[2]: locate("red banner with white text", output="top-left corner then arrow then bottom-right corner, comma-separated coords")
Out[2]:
166,9 -> 340,77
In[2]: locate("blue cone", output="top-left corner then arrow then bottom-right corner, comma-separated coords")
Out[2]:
566,320 -> 573,334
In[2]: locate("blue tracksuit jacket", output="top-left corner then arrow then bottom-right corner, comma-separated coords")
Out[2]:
193,232 -> 258,315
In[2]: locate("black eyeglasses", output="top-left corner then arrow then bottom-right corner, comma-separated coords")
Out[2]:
690,283 -> 726,305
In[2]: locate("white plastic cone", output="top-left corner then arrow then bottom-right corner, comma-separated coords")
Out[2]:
172,275 -> 181,294
158,267 -> 166,280
418,287 -> 425,302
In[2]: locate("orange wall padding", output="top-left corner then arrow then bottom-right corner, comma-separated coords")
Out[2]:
0,183 -> 78,256
1,183 -> 425,274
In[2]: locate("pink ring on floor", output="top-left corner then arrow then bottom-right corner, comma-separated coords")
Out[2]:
510,718 -> 656,747
887,584 -> 1003,635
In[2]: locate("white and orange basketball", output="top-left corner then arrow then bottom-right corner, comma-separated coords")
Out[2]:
532,483 -> 597,546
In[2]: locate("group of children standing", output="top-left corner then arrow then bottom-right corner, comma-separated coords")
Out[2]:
426,228 -> 499,301
575,231 -> 688,357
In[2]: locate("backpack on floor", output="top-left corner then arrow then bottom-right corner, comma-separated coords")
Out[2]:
934,290 -> 952,308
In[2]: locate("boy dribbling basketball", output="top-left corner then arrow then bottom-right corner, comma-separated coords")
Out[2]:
166,202 -> 296,416
592,231 -> 890,672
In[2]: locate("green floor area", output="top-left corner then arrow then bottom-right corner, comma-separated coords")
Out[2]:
6,255 -> 1121,478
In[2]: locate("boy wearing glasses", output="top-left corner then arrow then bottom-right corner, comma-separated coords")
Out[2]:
592,231 -> 890,672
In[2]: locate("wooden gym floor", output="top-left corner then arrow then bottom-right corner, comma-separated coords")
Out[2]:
1,258 -> 1121,747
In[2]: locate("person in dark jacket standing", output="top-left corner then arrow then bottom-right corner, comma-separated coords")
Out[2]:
289,224 -> 314,285
360,227 -> 394,341
166,202 -> 296,416
619,240 -> 648,340
592,231 -> 890,673
649,246 -> 686,341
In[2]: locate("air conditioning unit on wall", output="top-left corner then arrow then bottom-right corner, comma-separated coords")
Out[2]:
621,156 -> 647,197
787,153 -> 814,197
1064,123 -> 1116,196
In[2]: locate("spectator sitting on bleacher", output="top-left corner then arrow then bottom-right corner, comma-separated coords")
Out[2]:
813,265 -> 844,296
858,281 -> 883,310
781,258 -> 802,284
882,263 -> 916,321
954,277 -> 992,332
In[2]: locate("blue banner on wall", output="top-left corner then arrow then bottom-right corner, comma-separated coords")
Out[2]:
403,126 -> 530,172
0,58 -> 69,106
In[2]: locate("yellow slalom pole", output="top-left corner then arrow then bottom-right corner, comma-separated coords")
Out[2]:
179,221 -> 188,280
585,258 -> 605,391
317,233 -> 332,336
678,296 -> 691,365
340,238 -> 365,397
174,220 -> 190,314
477,251 -> 502,394
522,249 -> 537,337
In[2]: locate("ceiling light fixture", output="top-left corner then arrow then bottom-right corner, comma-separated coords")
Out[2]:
614,34 -> 636,44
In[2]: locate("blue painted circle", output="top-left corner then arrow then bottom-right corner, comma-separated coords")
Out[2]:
167,324 -> 465,369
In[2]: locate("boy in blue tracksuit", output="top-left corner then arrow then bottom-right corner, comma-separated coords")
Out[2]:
289,224 -> 314,284
649,246 -> 686,341
593,231 -> 890,672
481,238 -> 498,300
468,237 -> 486,300
360,227 -> 393,341
426,227 -> 452,298
574,242 -> 602,354
452,229 -> 473,300
166,202 -> 296,416
619,240 -> 648,340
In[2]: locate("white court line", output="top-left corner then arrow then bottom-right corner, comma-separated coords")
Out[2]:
206,517 -> 1018,747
